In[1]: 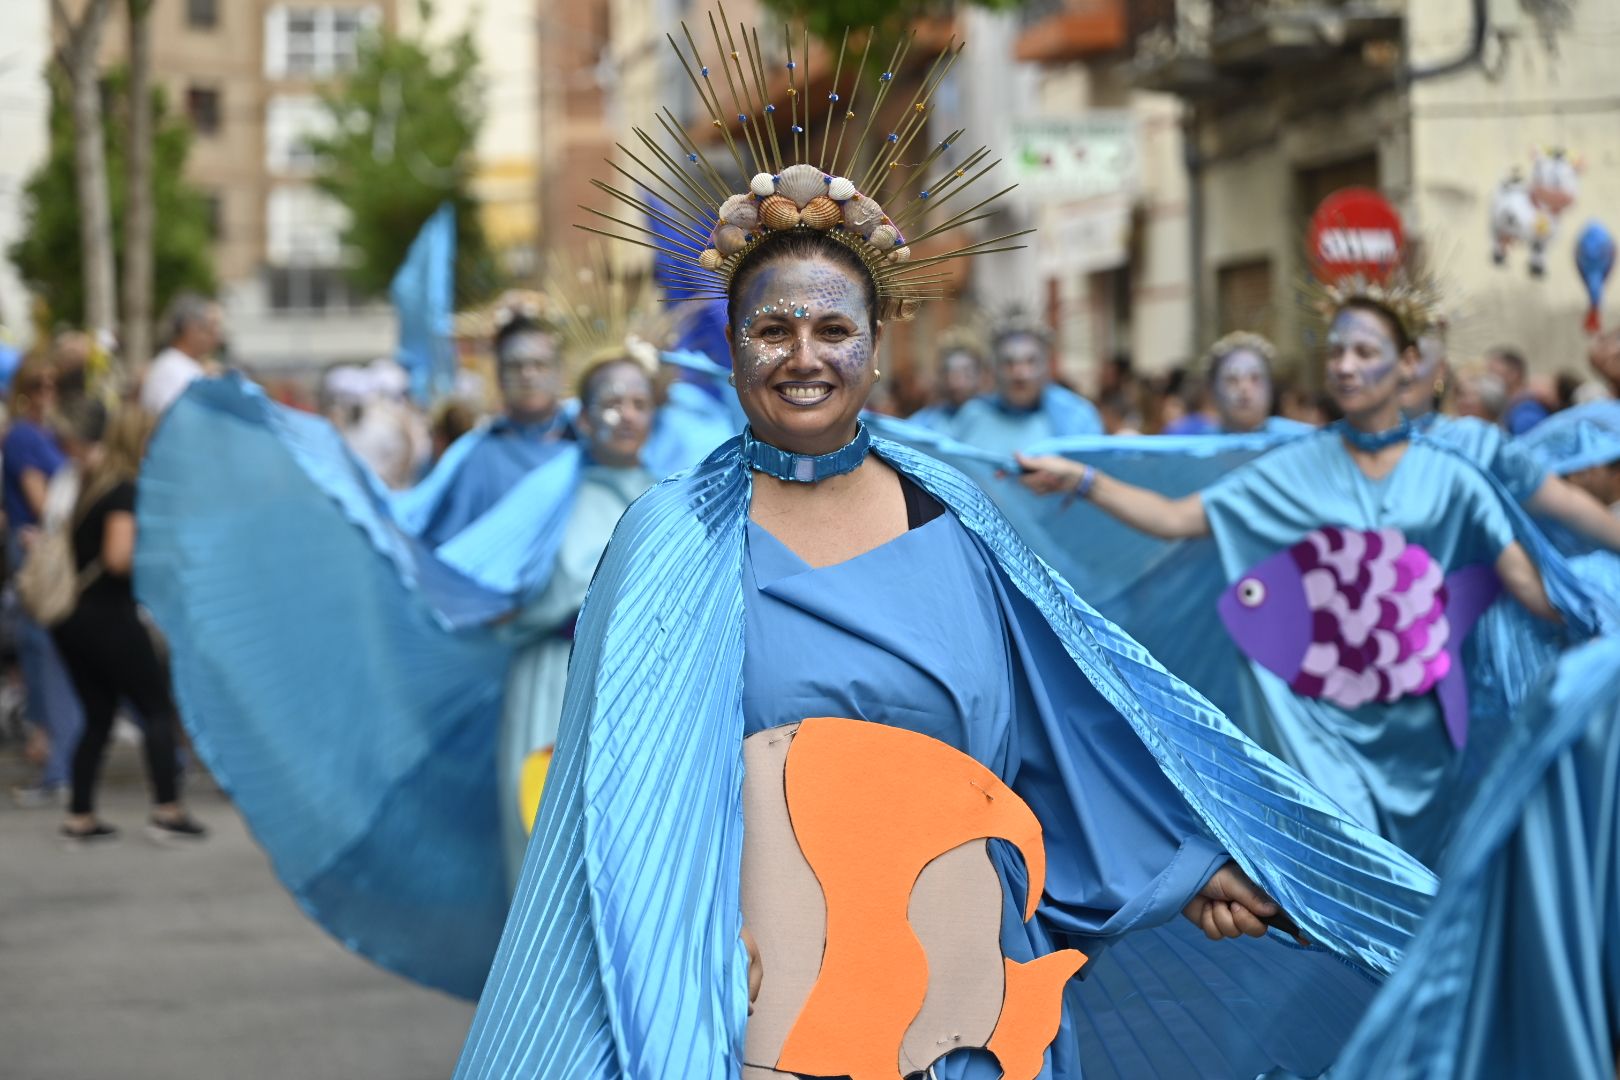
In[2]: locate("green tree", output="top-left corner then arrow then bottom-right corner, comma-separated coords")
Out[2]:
306,7 -> 497,304
10,70 -> 214,333
762,0 -> 1025,48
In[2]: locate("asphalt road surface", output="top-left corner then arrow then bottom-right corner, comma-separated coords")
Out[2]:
1,740 -> 475,1080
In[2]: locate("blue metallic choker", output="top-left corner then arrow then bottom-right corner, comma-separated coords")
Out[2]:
1334,417 -> 1413,452
742,422 -> 872,483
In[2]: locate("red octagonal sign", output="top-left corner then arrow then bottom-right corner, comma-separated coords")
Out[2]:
1308,188 -> 1405,284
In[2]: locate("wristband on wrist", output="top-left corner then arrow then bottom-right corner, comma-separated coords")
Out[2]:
1076,464 -> 1097,499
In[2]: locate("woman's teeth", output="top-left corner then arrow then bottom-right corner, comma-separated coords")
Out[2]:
779,385 -> 830,403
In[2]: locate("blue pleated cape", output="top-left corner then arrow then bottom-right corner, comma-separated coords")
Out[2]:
455,434 -> 1438,1078
136,377 -> 587,997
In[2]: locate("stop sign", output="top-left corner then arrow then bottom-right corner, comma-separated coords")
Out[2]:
1308,188 -> 1405,284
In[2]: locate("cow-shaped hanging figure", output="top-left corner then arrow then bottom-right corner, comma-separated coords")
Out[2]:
1491,148 -> 1582,278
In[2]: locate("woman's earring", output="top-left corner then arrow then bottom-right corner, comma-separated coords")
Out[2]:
873,368 -> 883,382
728,372 -> 736,387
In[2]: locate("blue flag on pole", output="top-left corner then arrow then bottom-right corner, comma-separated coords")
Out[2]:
390,202 -> 456,403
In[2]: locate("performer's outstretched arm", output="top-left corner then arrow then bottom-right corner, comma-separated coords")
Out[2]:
1527,474 -> 1620,553
1496,540 -> 1560,623
1015,452 -> 1211,539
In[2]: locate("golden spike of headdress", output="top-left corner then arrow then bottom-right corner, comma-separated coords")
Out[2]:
579,11 -> 1028,317
544,247 -> 673,377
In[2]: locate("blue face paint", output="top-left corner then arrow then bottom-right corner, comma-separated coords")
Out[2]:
732,259 -> 874,391
1326,309 -> 1401,402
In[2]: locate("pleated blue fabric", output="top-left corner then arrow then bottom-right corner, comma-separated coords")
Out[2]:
136,377 -> 586,998
1516,400 -> 1620,477
1416,413 -> 1549,503
1332,633 -> 1620,1078
454,435 -> 1438,1079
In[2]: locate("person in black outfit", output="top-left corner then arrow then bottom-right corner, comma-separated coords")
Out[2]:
56,406 -> 205,843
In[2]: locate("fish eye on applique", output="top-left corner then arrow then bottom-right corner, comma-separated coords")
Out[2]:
1238,578 -> 1267,607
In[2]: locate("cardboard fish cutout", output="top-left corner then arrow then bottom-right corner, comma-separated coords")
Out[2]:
1218,527 -> 1501,751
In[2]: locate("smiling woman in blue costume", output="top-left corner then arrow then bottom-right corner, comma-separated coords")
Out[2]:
1018,278 -> 1574,868
456,20 -> 1437,1080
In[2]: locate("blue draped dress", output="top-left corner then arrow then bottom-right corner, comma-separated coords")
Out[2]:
1332,633 -> 1620,1078
739,505 -> 1385,1078
1199,431 -> 1517,865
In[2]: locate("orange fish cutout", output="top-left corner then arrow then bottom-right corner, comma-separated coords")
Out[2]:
518,746 -> 553,834
740,717 -> 1086,1080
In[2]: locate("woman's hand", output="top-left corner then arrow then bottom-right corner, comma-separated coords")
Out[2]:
1184,862 -> 1299,943
1013,453 -> 1088,496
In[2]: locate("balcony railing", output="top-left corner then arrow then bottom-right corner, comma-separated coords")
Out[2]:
1132,0 -> 1402,94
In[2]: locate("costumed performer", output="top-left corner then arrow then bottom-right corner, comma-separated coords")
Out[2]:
1017,277 -> 1576,866
135,297 -> 642,996
908,324 -> 989,432
1203,331 -> 1314,436
948,312 -> 1103,451
394,296 -> 574,548
497,348 -> 656,883
456,20 -> 1437,1079
1332,632 -> 1620,1079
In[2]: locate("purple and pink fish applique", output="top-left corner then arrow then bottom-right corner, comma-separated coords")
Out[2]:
1218,526 -> 1501,748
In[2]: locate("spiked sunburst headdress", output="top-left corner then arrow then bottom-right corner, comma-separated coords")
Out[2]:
581,7 -> 1031,319
1315,272 -> 1444,345
543,249 -> 671,376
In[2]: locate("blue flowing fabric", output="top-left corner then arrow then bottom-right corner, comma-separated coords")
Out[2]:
1415,413 -> 1549,504
454,435 -> 1437,1079
949,385 -> 1105,452
136,376 -> 589,998
907,402 -> 961,432
389,202 -> 457,403
1332,634 -> 1620,1079
1194,432 -> 1566,865
392,412 -> 574,551
1517,400 -> 1620,477
862,417 -> 1603,865
743,516 -> 1385,1079
643,380 -> 742,478
1514,401 -> 1620,618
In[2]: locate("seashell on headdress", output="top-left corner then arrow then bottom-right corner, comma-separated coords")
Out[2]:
578,5 -> 1031,319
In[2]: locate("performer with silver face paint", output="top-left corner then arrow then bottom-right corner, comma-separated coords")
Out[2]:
1204,332 -> 1313,436
495,354 -> 655,884
1018,289 -> 1573,867
947,318 -> 1104,453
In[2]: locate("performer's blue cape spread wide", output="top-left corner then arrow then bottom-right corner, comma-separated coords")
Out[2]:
137,376 -> 588,998
455,434 -> 1438,1079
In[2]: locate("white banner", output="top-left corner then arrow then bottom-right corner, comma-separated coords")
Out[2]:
1008,112 -> 1140,202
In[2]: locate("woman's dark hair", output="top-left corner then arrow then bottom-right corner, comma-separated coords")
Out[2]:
576,356 -> 652,408
1339,298 -> 1413,355
494,313 -> 557,364
725,230 -> 879,337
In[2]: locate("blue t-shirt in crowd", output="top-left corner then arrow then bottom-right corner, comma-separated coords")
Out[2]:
2,419 -> 65,528
1503,396 -> 1551,436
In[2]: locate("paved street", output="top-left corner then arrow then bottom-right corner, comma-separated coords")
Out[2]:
1,742 -> 474,1080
